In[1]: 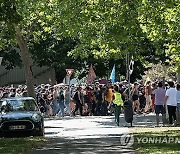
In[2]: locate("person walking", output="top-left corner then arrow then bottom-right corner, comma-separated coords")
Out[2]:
52,86 -> 59,115
64,86 -> 71,115
86,86 -> 93,116
57,87 -> 65,117
113,85 -> 124,126
152,82 -> 166,126
165,81 -> 177,125
105,82 -> 114,115
95,85 -> 104,116
72,87 -> 83,116
131,83 -> 140,114
144,81 -> 152,113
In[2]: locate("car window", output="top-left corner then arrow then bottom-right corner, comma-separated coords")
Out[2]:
22,100 -> 38,111
7,99 -> 39,112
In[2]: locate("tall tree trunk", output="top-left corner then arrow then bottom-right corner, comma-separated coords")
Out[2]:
15,27 -> 35,98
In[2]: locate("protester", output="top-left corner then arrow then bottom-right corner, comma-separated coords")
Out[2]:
113,85 -> 124,126
86,86 -> 93,116
94,85 -> 104,115
105,82 -> 114,115
57,87 -> 65,117
72,87 -> 83,116
152,82 -> 166,126
131,83 -> 140,114
64,86 -> 71,115
138,81 -> 146,112
144,81 -> 152,113
165,81 -> 177,125
52,86 -> 59,115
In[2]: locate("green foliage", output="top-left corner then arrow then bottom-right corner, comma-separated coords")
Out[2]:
30,33 -> 84,82
54,0 -> 149,58
0,46 -> 22,69
0,0 -> 179,83
138,0 -> 180,66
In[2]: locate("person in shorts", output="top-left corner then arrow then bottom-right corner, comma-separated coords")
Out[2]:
152,82 -> 166,126
144,81 -> 152,113
131,83 -> 140,114
165,81 -> 177,125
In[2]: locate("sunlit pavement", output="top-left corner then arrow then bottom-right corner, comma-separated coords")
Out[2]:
29,113 -> 180,154
29,115 -> 135,154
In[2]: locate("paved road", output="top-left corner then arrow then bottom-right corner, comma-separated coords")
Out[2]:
29,115 -> 135,154
29,113 -> 180,154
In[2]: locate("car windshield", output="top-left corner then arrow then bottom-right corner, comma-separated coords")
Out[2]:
0,99 -> 39,112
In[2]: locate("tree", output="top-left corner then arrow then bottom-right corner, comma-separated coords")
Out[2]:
0,0 -> 59,97
143,63 -> 176,82
30,33 -> 84,83
54,0 -> 149,59
1,0 -> 179,91
138,0 -> 180,80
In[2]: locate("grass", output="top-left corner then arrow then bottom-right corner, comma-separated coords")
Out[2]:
0,137 -> 47,154
133,130 -> 180,154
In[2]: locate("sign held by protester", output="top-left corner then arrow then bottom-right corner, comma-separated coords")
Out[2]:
87,64 -> 96,85
66,69 -> 74,77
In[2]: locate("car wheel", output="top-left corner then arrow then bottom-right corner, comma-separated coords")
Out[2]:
34,127 -> 44,137
38,128 -> 44,136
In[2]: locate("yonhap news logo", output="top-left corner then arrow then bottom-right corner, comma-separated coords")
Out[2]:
136,136 -> 180,144
119,133 -> 180,147
119,133 -> 134,147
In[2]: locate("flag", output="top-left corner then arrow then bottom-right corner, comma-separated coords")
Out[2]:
129,59 -> 134,75
87,64 -> 96,85
110,65 -> 115,83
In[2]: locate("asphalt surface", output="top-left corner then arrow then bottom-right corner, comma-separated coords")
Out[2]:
28,113 -> 164,154
28,113 -> 180,154
29,115 -> 136,154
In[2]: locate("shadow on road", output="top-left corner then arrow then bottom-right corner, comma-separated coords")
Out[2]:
28,114 -> 160,154
29,134 -> 134,154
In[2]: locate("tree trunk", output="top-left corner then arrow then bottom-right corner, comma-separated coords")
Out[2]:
15,27 -> 35,98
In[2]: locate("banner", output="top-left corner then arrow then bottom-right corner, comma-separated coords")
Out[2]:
87,64 -> 96,85
110,64 -> 115,83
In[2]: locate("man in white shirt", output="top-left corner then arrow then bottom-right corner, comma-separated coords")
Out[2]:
165,81 -> 177,125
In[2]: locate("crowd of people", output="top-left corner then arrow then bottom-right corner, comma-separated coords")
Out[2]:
0,80 -> 180,127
